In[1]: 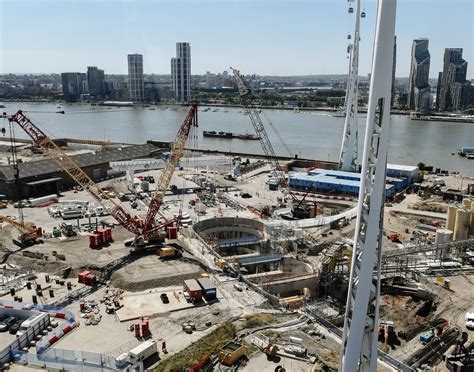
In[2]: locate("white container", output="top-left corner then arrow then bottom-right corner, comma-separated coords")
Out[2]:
128,340 -> 157,363
435,229 -> 453,244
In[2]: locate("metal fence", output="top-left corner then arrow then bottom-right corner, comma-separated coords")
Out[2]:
0,314 -> 49,366
0,299 -> 77,365
12,348 -> 124,371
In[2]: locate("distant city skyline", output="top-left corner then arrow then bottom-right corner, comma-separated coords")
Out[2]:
0,0 -> 472,78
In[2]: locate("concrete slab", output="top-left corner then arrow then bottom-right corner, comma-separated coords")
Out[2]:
116,287 -> 195,321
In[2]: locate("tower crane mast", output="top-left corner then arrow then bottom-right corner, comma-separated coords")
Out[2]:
339,0 -> 362,172
340,1 -> 397,371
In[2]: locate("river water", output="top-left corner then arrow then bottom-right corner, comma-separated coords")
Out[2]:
2,102 -> 473,176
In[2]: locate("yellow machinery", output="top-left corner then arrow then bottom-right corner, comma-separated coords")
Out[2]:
0,215 -> 41,247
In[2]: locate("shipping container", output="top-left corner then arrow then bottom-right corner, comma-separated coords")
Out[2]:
128,340 -> 157,363
78,271 -> 91,284
83,274 -> 97,286
183,279 -> 202,301
167,226 -> 177,240
197,278 -> 217,301
89,233 -> 103,248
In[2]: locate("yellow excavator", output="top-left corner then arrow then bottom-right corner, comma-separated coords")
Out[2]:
0,215 -> 42,248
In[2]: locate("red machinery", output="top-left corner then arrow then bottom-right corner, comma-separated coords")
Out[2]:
2,104 -> 198,245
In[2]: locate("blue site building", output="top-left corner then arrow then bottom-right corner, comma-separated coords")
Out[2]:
288,164 -> 420,198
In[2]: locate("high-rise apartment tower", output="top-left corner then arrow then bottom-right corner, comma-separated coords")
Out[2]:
171,42 -> 191,102
437,48 -> 470,112
128,54 -> 144,102
407,38 -> 431,114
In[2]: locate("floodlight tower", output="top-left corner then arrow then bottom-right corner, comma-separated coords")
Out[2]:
339,0 -> 397,371
339,0 -> 362,172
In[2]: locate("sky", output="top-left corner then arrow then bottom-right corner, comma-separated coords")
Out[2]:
0,0 -> 472,78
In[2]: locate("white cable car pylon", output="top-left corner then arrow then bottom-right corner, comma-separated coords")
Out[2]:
339,0 -> 362,172
340,0 -> 397,371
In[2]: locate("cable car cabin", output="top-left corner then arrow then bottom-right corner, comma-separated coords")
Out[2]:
347,34 -> 352,40
361,11 -> 366,18
348,7 -> 354,13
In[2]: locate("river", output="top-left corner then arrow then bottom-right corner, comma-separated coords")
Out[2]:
1,101 -> 473,176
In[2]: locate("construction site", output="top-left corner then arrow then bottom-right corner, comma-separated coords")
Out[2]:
0,2 -> 472,372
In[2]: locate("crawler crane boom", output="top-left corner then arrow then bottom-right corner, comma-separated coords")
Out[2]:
3,110 -> 143,236
230,68 -> 289,190
142,103 -> 198,238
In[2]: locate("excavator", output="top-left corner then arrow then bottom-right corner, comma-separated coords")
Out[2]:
2,103 -> 198,251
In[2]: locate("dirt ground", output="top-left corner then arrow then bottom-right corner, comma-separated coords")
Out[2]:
110,255 -> 203,291
380,274 -> 474,360
1,224 -> 132,272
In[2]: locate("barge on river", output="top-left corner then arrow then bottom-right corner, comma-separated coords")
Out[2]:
203,131 -> 260,140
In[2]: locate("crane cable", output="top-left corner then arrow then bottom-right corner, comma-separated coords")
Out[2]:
260,110 -> 293,157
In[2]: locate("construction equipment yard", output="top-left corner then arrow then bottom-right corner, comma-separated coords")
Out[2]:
0,132 -> 472,371
0,75 -> 472,371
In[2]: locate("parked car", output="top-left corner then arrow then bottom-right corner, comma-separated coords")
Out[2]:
0,317 -> 16,332
160,293 -> 170,304
9,320 -> 22,335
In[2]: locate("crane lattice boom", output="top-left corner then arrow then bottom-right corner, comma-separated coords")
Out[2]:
0,215 -> 36,235
3,110 -> 143,236
230,68 -> 288,190
143,103 -> 198,236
